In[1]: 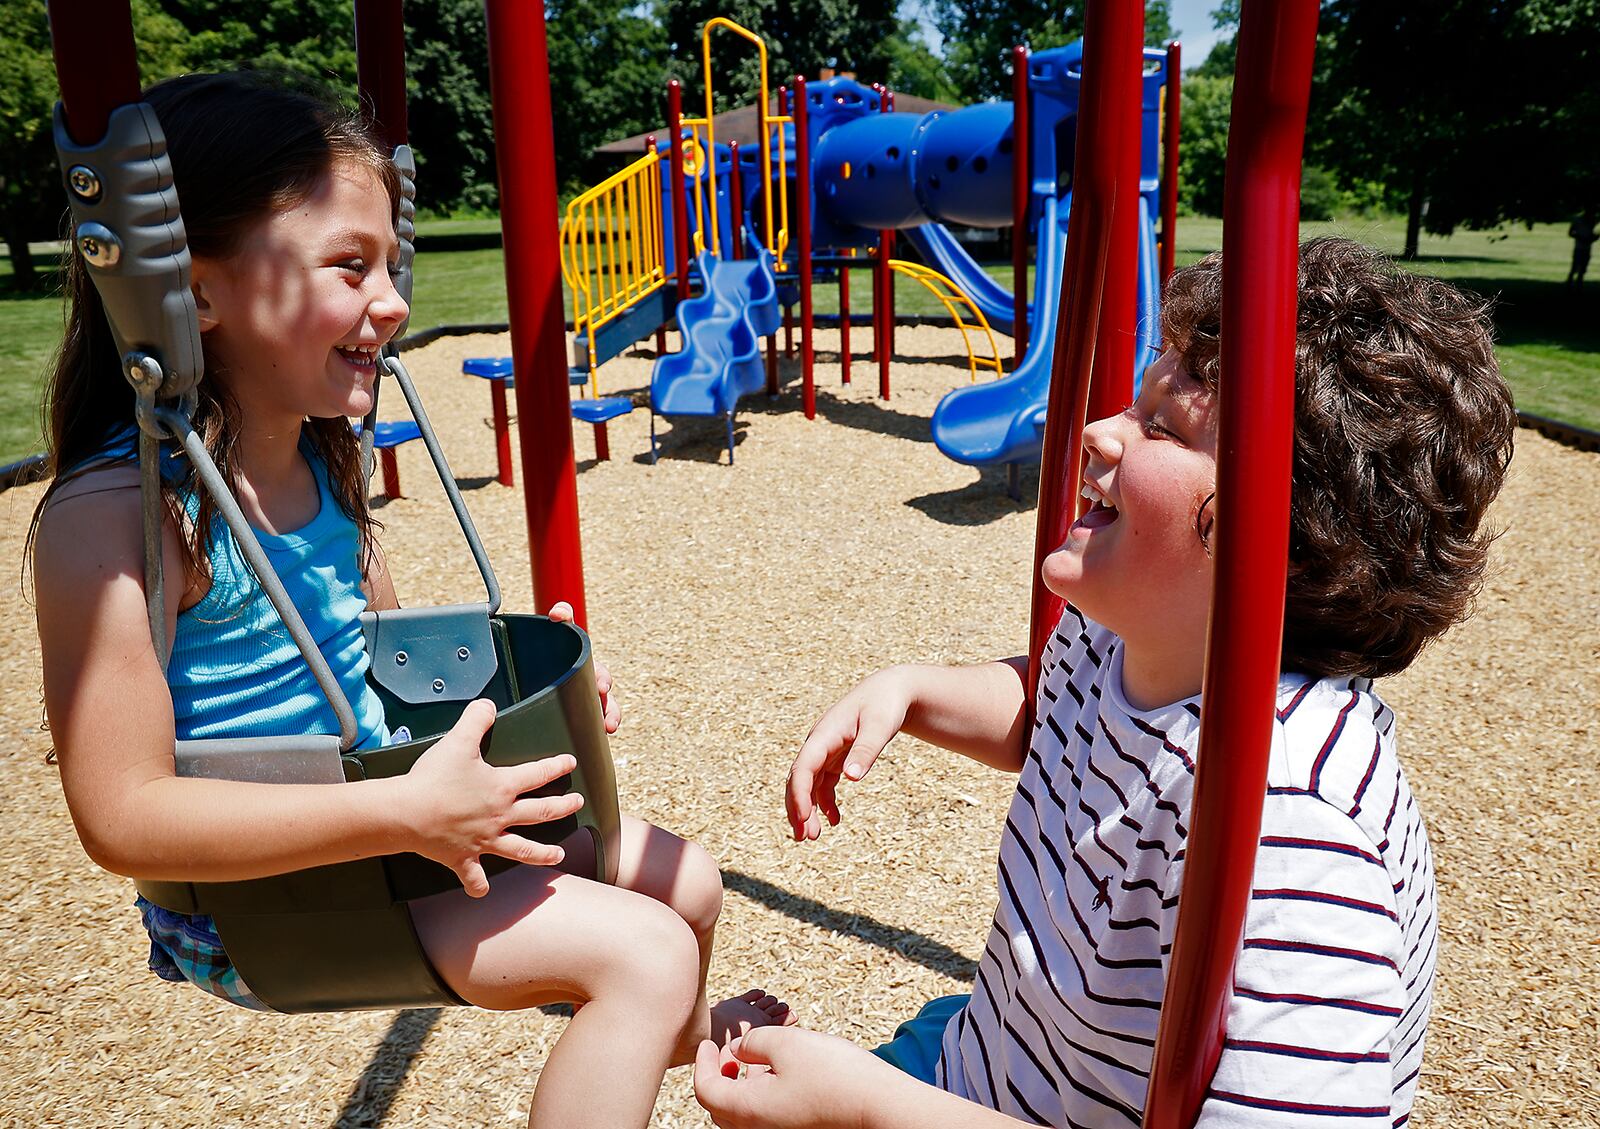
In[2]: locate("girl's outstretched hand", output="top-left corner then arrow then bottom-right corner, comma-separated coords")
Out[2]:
786,668 -> 913,842
548,601 -> 621,734
403,698 -> 584,897
693,1027 -> 900,1129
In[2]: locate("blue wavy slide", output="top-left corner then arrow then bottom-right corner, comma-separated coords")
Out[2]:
650,242 -> 781,462
929,195 -> 1161,468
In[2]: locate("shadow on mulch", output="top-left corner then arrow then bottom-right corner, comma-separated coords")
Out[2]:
723,868 -> 977,983
908,464 -> 1040,526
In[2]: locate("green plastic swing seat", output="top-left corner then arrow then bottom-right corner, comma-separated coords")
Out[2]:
134,614 -> 621,1013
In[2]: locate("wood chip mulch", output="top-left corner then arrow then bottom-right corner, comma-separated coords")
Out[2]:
1,326 -> 1595,1126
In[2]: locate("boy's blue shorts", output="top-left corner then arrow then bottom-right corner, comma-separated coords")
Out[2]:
871,994 -> 968,1084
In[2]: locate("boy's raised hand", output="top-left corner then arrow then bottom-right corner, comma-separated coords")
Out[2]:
547,601 -> 621,734
403,698 -> 585,897
786,669 -> 912,842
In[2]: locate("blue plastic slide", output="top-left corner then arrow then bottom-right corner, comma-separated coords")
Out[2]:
902,222 -> 1032,338
650,243 -> 781,460
930,196 -> 1161,467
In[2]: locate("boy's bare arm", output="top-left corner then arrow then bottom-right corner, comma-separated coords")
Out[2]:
787,658 -> 1027,841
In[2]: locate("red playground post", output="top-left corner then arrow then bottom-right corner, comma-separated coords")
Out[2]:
1011,43 -> 1031,367
354,0 -> 408,150
1088,7 -> 1143,424
1027,0 -> 1141,721
839,253 -> 852,384
483,0 -> 589,625
667,79 -> 692,302
1142,3 -> 1317,1126
795,74 -> 816,420
875,84 -> 894,400
1161,41 -> 1183,287
728,140 -> 745,260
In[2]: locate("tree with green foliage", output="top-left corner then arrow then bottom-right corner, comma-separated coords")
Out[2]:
931,0 -> 1173,105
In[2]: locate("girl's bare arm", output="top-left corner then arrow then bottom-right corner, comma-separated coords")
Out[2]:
34,480 -> 574,897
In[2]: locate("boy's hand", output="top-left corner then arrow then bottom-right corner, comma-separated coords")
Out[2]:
548,601 -> 621,734
693,1027 -> 898,1129
402,698 -> 584,897
786,668 -> 912,842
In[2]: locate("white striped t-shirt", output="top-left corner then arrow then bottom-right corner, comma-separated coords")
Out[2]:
936,608 -> 1437,1127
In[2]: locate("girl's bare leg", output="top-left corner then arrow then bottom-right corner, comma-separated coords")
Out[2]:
581,815 -> 797,1064
411,863 -> 701,1129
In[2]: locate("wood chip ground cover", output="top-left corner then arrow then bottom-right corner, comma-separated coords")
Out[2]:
1,327 -> 1594,1126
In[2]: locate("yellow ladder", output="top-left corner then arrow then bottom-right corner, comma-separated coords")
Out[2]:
886,259 -> 1006,381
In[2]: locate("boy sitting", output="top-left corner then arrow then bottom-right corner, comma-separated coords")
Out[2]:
694,237 -> 1518,1128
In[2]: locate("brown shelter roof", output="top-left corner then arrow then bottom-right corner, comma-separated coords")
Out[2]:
593,91 -> 960,158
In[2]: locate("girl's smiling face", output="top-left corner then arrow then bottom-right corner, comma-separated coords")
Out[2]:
191,161 -> 408,427
1042,349 -> 1220,704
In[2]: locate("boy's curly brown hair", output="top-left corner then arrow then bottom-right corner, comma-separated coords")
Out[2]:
1161,237 -> 1517,679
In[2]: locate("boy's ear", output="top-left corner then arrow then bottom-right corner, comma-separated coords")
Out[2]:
189,260 -> 221,333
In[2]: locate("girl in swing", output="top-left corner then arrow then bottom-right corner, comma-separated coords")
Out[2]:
30,70 -> 790,1129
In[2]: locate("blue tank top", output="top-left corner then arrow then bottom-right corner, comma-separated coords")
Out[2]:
167,440 -> 389,749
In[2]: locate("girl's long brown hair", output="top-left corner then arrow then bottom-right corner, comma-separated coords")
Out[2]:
31,70 -> 400,589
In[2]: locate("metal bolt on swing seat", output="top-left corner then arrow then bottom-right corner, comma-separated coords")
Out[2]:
457,647 -> 471,661
394,651 -> 409,666
77,222 -> 121,268
125,353 -> 164,393
68,165 -> 103,202
431,679 -> 446,694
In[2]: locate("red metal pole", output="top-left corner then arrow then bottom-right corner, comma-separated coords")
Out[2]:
839,258 -> 852,384
491,378 -> 514,485
668,80 -> 692,302
875,84 -> 893,400
649,134 -> 667,354
728,140 -> 745,260
766,334 -> 779,396
1011,44 -> 1031,368
378,447 -> 402,499
795,75 -> 815,420
884,88 -> 898,383
353,0 -> 408,150
1142,6 -> 1317,1128
1027,0 -> 1140,722
1161,41 -> 1183,287
484,0 -> 588,625
48,0 -> 141,146
1087,6 -> 1143,425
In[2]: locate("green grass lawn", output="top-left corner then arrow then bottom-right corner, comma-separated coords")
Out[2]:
3,213 -> 1596,464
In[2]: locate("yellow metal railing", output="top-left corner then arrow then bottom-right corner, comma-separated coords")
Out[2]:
686,18 -> 790,267
560,146 -> 668,389
887,259 -> 1006,381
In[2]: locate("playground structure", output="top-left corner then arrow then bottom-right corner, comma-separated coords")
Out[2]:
559,25 -> 1180,474
38,0 -> 1337,1123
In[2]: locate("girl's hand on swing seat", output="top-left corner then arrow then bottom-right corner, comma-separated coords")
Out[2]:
547,600 -> 621,734
402,698 -> 584,897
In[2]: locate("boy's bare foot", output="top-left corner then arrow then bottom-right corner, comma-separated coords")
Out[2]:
709,988 -> 797,1048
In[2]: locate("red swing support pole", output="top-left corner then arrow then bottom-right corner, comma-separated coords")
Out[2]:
1141,3 -> 1318,1127
1027,0 -> 1142,713
484,0 -> 589,626
49,0 -> 141,146
354,0 -> 407,150
1160,41 -> 1183,287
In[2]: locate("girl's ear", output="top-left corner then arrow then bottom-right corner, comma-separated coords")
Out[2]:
190,259 -> 221,333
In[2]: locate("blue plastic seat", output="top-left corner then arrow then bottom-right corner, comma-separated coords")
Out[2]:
570,397 -> 635,425
462,356 -> 515,382
370,420 -> 422,448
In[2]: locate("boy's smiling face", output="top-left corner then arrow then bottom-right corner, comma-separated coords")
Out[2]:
1043,349 -> 1221,706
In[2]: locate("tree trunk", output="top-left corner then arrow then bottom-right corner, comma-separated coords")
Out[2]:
1402,174 -> 1424,262
3,222 -> 37,290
